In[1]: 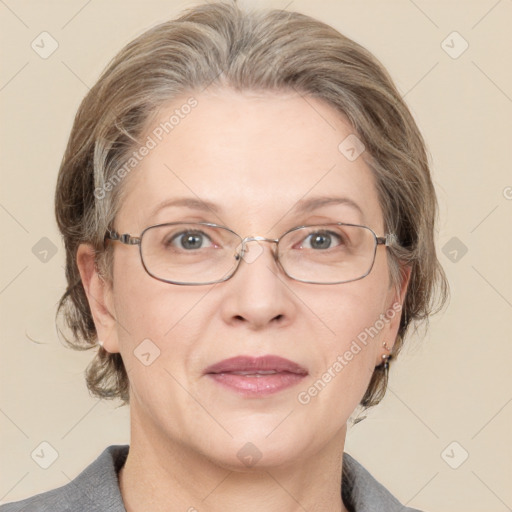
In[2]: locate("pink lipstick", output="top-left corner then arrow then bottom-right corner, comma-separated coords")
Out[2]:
203,355 -> 308,397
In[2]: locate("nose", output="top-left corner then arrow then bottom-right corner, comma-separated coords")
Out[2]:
220,239 -> 297,330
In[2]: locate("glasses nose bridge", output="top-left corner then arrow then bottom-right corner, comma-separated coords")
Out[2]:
238,235 -> 279,260
241,235 -> 279,245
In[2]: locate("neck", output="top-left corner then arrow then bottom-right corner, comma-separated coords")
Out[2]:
119,412 -> 350,512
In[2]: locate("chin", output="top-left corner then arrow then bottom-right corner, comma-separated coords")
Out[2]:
209,439 -> 305,473
198,423 -> 315,472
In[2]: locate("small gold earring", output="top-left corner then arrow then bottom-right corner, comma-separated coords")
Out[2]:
381,341 -> 392,376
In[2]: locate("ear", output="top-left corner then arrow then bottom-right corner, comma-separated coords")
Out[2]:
375,264 -> 412,366
76,244 -> 120,354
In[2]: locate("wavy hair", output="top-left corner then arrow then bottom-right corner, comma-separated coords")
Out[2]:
55,1 -> 448,406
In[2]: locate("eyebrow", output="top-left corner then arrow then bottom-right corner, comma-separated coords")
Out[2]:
148,197 -> 221,219
291,196 -> 364,217
147,195 -> 364,221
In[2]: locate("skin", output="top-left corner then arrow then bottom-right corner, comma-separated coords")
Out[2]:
78,88 -> 409,512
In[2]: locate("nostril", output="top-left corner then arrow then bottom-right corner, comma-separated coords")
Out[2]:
232,313 -> 284,325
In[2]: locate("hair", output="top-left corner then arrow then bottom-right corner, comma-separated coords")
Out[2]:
55,0 -> 448,407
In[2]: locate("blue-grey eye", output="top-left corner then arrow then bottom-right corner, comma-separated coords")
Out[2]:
171,231 -> 212,250
302,231 -> 342,250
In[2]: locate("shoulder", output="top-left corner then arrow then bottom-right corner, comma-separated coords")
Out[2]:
342,452 -> 425,512
0,445 -> 129,512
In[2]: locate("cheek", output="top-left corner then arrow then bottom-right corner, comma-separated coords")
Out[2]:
110,251 -> 217,377
110,274 -> 213,420
318,275 -> 389,348
298,275 -> 390,404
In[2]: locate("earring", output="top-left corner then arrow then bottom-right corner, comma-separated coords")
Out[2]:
381,341 -> 391,375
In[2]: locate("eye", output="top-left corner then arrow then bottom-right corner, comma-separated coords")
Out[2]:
169,230 -> 214,250
301,230 -> 343,250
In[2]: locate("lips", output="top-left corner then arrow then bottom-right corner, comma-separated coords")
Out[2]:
204,355 -> 308,396
204,355 -> 308,376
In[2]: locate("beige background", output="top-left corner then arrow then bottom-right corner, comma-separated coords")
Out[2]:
1,0 -> 511,510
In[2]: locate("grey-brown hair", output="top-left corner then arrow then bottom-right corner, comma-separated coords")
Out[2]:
55,1 -> 448,406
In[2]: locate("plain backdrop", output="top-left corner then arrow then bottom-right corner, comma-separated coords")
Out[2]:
1,1 -> 511,511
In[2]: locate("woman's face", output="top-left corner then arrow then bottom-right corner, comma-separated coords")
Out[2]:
89,88 -> 406,469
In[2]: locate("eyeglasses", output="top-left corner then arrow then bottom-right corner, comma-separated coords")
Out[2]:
105,222 -> 397,286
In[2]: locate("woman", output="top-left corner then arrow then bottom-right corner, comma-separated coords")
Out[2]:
1,2 -> 447,511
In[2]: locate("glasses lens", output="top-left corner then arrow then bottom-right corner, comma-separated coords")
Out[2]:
278,224 -> 377,284
140,223 -> 241,284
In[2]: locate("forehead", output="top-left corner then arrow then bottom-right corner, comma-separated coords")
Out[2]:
117,88 -> 383,234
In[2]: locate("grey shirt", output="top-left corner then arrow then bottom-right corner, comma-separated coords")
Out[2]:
1,445 -> 423,511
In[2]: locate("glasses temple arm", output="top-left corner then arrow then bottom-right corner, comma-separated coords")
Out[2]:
376,234 -> 399,247
105,230 -> 141,245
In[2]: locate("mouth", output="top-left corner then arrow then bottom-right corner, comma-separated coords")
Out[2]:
203,355 -> 308,396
